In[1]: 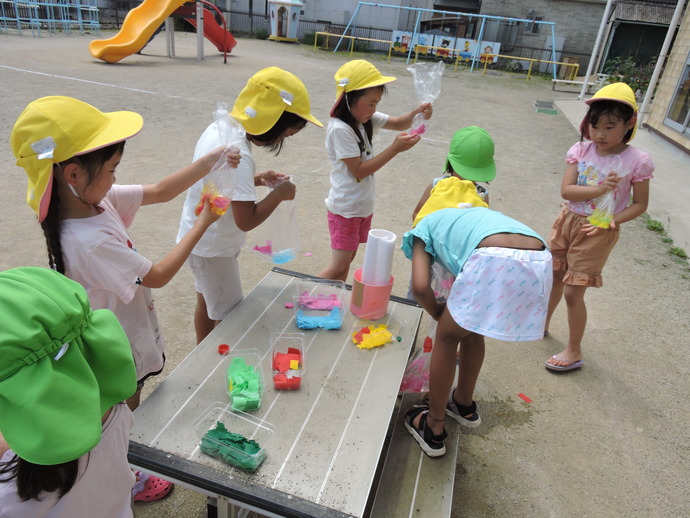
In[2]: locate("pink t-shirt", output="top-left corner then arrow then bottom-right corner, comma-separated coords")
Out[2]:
565,141 -> 654,216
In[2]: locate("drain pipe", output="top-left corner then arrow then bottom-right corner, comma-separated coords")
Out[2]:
579,0 -> 615,100
638,0 -> 686,125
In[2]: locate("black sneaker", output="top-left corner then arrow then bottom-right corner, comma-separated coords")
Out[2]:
446,388 -> 482,428
404,406 -> 447,457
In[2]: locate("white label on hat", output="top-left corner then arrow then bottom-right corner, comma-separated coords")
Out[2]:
338,78 -> 350,87
244,106 -> 257,119
280,90 -> 294,106
31,136 -> 57,160
54,343 -> 70,361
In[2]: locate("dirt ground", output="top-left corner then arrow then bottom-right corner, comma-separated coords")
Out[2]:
1,32 -> 688,518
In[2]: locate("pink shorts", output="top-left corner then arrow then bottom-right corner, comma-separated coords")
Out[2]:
327,211 -> 373,251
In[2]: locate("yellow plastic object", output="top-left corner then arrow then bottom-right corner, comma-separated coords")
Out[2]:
89,0 -> 187,63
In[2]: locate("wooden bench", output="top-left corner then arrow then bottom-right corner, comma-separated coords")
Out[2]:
551,78 -> 599,93
370,392 -> 460,517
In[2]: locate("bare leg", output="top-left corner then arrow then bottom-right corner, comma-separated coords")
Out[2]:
317,249 -> 357,282
194,292 -> 218,344
545,270 -> 565,333
455,333 -> 485,407
547,284 -> 587,366
414,307 -> 474,436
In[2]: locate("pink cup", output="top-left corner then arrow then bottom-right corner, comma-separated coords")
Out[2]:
350,268 -> 394,320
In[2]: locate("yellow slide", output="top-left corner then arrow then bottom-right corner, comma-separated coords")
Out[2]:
89,0 -> 187,63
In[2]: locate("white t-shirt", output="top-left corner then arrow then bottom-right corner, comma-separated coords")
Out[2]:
0,403 -> 135,518
177,120 -> 258,257
324,112 -> 388,218
60,185 -> 164,381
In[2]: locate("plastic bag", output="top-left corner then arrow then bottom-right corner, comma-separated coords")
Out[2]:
406,61 -> 445,135
245,176 -> 299,264
399,262 -> 454,392
195,104 -> 245,217
588,154 -> 626,229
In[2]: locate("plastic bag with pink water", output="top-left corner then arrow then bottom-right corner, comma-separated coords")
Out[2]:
406,61 -> 445,136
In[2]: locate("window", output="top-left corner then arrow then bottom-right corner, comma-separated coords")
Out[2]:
525,15 -> 542,35
664,54 -> 690,136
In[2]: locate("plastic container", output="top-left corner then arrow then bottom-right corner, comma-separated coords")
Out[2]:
294,279 -> 345,330
350,267 -> 394,320
226,349 -> 264,412
195,403 -> 273,472
270,332 -> 305,390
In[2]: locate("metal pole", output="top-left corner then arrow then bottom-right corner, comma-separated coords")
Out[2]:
196,0 -> 204,61
578,0 -> 615,100
638,0 -> 685,123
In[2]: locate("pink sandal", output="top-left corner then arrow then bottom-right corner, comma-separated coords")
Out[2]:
132,471 -> 173,502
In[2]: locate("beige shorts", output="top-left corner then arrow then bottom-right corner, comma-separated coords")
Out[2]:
188,253 -> 242,321
548,207 -> 620,287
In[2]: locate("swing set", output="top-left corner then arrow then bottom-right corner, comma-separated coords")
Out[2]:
330,2 -> 565,79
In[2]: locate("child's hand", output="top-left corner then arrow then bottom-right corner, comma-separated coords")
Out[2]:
417,102 -> 433,120
256,169 -> 289,188
597,172 -> 621,195
392,132 -> 421,153
273,178 -> 296,201
196,198 -> 222,226
206,145 -> 241,170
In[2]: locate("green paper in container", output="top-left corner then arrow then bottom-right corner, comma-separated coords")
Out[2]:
227,350 -> 264,411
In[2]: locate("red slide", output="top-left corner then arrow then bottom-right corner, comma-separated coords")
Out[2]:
174,3 -> 236,53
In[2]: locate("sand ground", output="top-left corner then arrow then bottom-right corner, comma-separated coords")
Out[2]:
1,31 -> 688,518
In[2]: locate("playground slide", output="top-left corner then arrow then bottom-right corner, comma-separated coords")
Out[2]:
175,4 -> 237,53
89,0 -> 187,63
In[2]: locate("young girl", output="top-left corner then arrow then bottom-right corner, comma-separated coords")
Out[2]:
177,67 -> 322,343
317,59 -> 433,282
12,96 -> 237,410
0,267 -> 138,517
411,125 -> 494,224
402,206 -> 552,457
544,82 -> 654,372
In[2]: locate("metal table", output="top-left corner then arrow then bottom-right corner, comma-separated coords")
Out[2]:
129,267 -> 423,518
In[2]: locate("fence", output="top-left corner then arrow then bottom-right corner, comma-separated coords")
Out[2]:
0,0 -> 100,35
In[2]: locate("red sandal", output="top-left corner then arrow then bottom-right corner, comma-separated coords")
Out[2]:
132,471 -> 173,502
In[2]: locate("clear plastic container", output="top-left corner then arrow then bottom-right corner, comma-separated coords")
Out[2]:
294,279 -> 346,330
194,402 -> 274,472
270,332 -> 305,390
226,349 -> 264,411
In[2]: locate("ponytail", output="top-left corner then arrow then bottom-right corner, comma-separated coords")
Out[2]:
40,176 -> 65,273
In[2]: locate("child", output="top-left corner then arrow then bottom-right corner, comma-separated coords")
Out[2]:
412,125 -> 493,223
402,206 -> 552,457
0,267 -> 138,516
11,95 -> 238,413
177,67 -> 322,343
317,59 -> 433,282
544,83 -> 654,372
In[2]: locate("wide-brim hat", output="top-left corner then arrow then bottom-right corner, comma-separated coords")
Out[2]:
446,126 -> 496,182
0,267 -> 137,465
580,82 -> 638,141
11,96 -> 143,223
231,67 -> 322,135
330,59 -> 396,117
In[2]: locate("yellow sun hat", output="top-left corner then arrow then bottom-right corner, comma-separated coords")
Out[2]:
580,82 -> 638,141
231,67 -> 322,136
11,96 -> 143,223
331,60 -> 396,116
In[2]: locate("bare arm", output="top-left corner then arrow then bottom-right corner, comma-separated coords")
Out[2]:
342,133 -> 421,181
232,180 -> 296,232
384,103 -> 433,131
561,162 -> 620,202
411,238 -> 444,320
141,200 -> 220,288
140,147 -> 240,206
412,182 -> 433,222
613,178 -> 649,226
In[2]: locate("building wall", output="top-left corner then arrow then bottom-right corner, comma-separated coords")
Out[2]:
479,0 -> 606,55
645,10 -> 690,152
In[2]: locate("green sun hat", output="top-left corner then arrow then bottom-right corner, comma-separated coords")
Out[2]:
446,126 -> 496,182
0,267 -> 136,465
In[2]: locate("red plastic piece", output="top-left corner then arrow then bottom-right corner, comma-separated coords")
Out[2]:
423,336 -> 433,353
518,393 -> 532,403
218,344 -> 230,355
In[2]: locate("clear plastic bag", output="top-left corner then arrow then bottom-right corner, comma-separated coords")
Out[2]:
195,104 -> 245,216
406,61 -> 445,135
245,176 -> 299,264
399,262 -> 454,392
588,154 -> 626,229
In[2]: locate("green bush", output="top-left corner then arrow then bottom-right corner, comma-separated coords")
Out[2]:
604,56 -> 656,95
254,28 -> 269,40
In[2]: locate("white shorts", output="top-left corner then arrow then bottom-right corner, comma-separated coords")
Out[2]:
188,253 -> 242,321
447,247 -> 553,341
